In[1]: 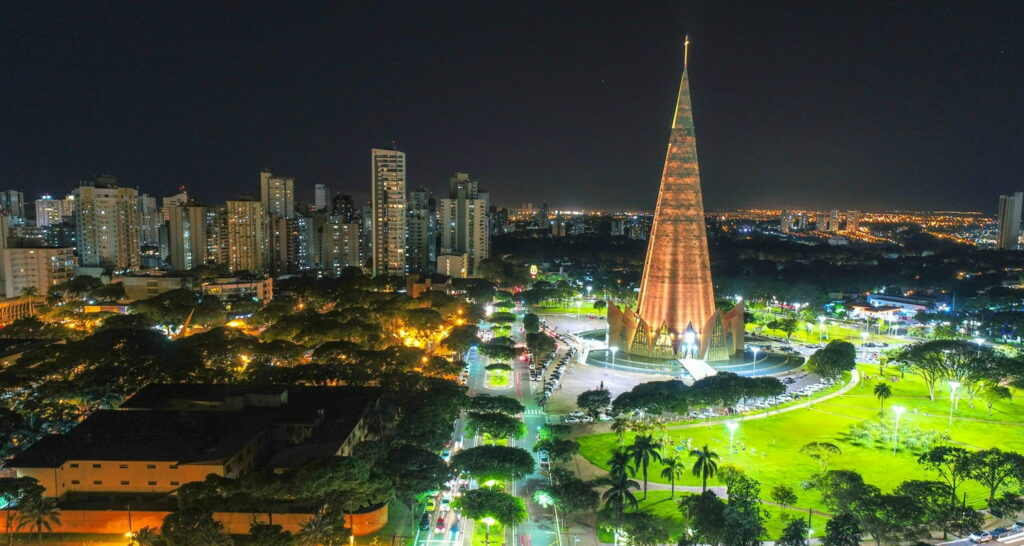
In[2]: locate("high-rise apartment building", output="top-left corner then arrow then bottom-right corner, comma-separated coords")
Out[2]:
439,172 -> 489,276
997,192 -> 1023,250
311,214 -> 360,277
406,186 -> 436,274
167,205 -> 217,271
286,216 -> 315,273
224,200 -> 267,272
260,169 -> 295,219
35,195 -> 64,227
0,191 -> 26,226
74,177 -> 141,271
780,210 -> 793,233
827,209 -> 841,232
138,194 -> 162,247
845,210 -> 861,233
332,194 -> 356,222
815,213 -> 829,232
370,149 -> 407,276
314,184 -> 330,212
2,247 -> 76,297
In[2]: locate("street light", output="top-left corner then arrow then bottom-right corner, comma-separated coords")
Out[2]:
726,421 -> 739,453
482,517 -> 496,546
973,337 -> 985,357
818,316 -> 826,342
575,300 -> 581,319
948,380 -> 961,427
751,347 -> 760,377
892,405 -> 906,454
860,331 -> 868,345
610,345 -> 619,365
586,285 -> 593,299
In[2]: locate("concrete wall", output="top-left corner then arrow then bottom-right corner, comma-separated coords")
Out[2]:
0,503 -> 387,536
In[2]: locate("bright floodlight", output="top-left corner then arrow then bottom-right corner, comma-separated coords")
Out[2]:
534,490 -> 553,507
948,380 -> 961,391
974,337 -> 985,345
683,331 -> 696,344
893,405 -> 905,416
482,517 -> 496,526
726,421 -> 739,432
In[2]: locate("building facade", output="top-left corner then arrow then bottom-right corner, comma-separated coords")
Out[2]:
438,172 -> 489,276
224,200 -> 267,272
370,149 -> 407,276
997,192 -> 1022,250
74,178 -> 141,271
260,169 -> 295,219
406,186 -> 436,274
2,247 -> 76,297
35,195 -> 65,227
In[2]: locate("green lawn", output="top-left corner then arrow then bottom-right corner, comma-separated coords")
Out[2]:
532,301 -> 606,316
578,365 -> 1024,515
608,491 -> 828,542
471,521 -> 504,546
748,319 -> 908,347
486,369 -> 510,388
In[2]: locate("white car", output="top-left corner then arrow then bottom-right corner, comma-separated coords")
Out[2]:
968,530 -> 992,543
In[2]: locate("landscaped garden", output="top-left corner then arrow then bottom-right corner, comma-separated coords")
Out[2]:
577,362 -> 1024,534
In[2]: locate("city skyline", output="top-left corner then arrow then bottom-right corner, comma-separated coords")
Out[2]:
2,3 -> 1023,212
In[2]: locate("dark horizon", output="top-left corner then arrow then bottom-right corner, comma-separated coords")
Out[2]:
3,1 -> 1022,213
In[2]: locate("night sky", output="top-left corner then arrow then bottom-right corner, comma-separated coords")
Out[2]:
2,2 -> 1022,212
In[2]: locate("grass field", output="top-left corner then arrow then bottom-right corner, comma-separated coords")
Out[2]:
747,319 -> 908,347
532,301 -> 606,316
578,364 -> 1024,515
486,368 -> 510,388
604,491 -> 829,542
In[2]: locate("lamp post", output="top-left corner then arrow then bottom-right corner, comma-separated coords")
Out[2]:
948,380 -> 961,427
892,405 -> 905,454
610,345 -> 619,365
726,421 -> 739,453
751,347 -> 760,377
973,337 -> 985,357
586,285 -> 592,299
860,331 -> 868,345
482,517 -> 495,546
818,316 -> 825,342
576,300 -> 581,319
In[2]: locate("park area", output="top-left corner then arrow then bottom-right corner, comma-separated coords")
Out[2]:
576,363 -> 1024,538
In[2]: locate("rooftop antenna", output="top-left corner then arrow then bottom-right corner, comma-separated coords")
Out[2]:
684,35 -> 690,71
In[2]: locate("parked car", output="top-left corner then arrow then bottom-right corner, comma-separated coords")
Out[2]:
991,527 -> 1010,539
968,530 -> 992,543
419,513 -> 432,531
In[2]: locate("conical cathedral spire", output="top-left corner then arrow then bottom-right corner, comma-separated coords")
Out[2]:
634,39 -> 716,352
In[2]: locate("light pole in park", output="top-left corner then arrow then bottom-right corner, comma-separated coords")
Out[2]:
586,285 -> 592,299
818,316 -> 826,342
948,380 -> 960,427
892,405 -> 906,454
610,345 -> 619,365
860,331 -> 868,345
482,517 -> 495,546
575,300 -> 581,319
973,337 -> 985,357
751,347 -> 760,377
726,421 -> 739,453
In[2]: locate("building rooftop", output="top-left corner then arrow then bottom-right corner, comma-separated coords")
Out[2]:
9,410 -> 270,468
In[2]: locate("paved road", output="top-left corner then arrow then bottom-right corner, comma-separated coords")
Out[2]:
941,529 -> 1024,545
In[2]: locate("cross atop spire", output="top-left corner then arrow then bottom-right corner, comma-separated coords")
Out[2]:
684,35 -> 690,71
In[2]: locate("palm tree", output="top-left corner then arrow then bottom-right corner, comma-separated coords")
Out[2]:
297,513 -> 335,545
659,456 -> 686,498
130,526 -> 160,546
16,496 -> 60,544
626,434 -> 662,499
600,473 -> 640,528
689,444 -> 720,493
193,524 -> 234,545
611,416 -> 631,445
874,382 -> 892,413
606,449 -> 634,480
